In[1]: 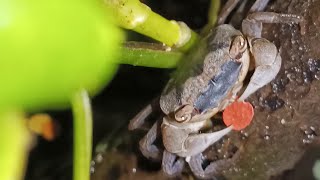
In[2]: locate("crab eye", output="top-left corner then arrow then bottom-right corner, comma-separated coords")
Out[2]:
235,36 -> 246,49
230,35 -> 247,59
175,113 -> 191,122
174,104 -> 193,123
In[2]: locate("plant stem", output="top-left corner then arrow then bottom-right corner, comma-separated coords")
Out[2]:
0,110 -> 31,180
208,0 -> 221,28
202,0 -> 220,34
104,0 -> 198,49
72,90 -> 92,180
119,41 -> 183,68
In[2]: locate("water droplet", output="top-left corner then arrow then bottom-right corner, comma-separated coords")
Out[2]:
264,135 -> 270,140
132,168 -> 137,173
91,160 -> 95,166
303,139 -> 311,144
95,153 -> 103,163
308,134 -> 315,139
263,96 -> 285,111
222,170 -> 227,173
90,166 -> 95,173
202,154 -> 208,159
185,156 -> 191,162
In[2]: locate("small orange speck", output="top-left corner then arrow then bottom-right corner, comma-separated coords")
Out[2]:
42,120 -> 55,141
28,114 -> 56,141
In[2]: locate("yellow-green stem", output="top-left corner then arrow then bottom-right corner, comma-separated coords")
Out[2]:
104,0 -> 198,50
119,42 -> 183,68
202,0 -> 220,34
0,110 -> 31,180
72,90 -> 92,180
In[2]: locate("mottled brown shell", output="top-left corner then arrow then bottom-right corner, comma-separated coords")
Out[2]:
160,25 -> 244,115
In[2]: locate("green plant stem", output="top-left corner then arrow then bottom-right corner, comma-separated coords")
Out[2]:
202,0 -> 220,34
104,0 -> 198,50
119,41 -> 183,68
72,90 -> 92,180
208,0 -> 220,27
0,110 -> 31,180
178,31 -> 200,52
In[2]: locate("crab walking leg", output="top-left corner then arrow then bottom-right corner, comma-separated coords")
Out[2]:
182,126 -> 233,157
238,38 -> 281,101
217,0 -> 241,25
128,104 -> 153,130
188,153 -> 228,179
188,147 -> 241,179
139,119 -> 162,160
242,12 -> 305,38
248,0 -> 271,13
220,0 -> 272,24
128,98 -> 160,130
162,150 -> 185,177
238,12 -> 305,101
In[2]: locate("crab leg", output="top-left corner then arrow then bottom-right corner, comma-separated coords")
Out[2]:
217,0 -> 241,25
139,119 -> 162,160
128,98 -> 163,160
239,12 -> 304,101
218,0 -> 272,25
238,38 -> 281,101
242,12 -> 305,38
128,104 -> 152,130
128,97 -> 160,130
248,0 -> 271,13
162,150 -> 185,177
188,153 -> 229,179
188,148 -> 241,179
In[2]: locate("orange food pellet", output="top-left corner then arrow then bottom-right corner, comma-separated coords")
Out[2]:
223,101 -> 254,131
42,120 -> 55,141
28,113 -> 56,141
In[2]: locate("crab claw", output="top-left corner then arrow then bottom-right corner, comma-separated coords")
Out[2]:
178,126 -> 233,157
238,38 -> 281,102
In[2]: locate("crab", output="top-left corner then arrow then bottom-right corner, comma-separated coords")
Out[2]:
129,0 -> 304,179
